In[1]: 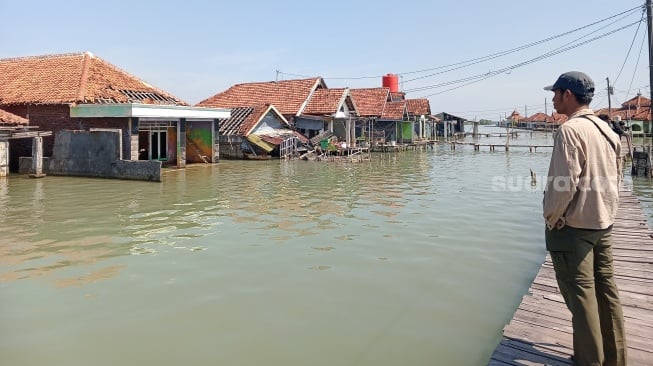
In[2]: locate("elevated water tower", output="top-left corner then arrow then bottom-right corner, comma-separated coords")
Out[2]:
382,73 -> 399,93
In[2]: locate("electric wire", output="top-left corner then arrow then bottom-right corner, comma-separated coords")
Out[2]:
407,20 -> 641,95
277,5 -> 643,82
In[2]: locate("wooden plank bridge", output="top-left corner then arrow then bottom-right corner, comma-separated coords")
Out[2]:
488,188 -> 653,365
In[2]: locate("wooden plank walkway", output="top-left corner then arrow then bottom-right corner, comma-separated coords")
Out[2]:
489,188 -> 653,365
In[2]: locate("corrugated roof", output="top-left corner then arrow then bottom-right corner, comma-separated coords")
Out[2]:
0,52 -> 186,105
0,108 -> 28,125
217,104 -> 291,136
196,77 -> 326,116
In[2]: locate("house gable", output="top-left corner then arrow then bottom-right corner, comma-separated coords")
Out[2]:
218,104 -> 290,136
303,88 -> 358,118
406,98 -> 431,117
349,88 -> 389,117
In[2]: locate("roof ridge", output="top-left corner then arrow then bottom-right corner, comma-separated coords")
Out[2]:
0,51 -> 87,63
76,52 -> 92,102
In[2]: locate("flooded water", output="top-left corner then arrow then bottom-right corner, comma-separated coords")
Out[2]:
0,127 -> 580,365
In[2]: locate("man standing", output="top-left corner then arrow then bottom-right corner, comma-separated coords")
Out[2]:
543,71 -> 626,366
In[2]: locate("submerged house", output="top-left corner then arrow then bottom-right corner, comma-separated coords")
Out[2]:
406,98 -> 433,140
197,77 -> 329,156
434,112 -> 466,136
299,88 -> 359,143
349,87 -> 399,144
217,104 -> 307,159
596,93 -> 652,135
197,77 -> 363,151
0,108 -> 37,177
0,52 -> 229,175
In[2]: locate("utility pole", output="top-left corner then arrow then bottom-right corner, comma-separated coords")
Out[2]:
607,77 -> 612,118
647,0 -> 653,113
544,98 -> 548,115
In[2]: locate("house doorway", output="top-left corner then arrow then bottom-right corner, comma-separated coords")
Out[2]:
149,130 -> 168,161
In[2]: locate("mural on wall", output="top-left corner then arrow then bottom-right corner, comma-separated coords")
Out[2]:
187,122 -> 213,163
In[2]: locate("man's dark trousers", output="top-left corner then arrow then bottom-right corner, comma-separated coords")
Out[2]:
546,225 -> 627,366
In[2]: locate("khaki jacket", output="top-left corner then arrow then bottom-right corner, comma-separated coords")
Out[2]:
543,109 -> 622,230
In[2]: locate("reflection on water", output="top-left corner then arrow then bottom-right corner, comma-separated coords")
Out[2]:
0,127 -> 567,366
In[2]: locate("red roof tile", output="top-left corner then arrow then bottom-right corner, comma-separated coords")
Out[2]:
349,88 -> 389,117
0,52 -> 185,105
303,88 -> 346,115
0,108 -> 28,125
406,98 -> 431,116
381,101 -> 406,120
196,77 -> 325,116
621,94 -> 650,108
523,112 -> 553,123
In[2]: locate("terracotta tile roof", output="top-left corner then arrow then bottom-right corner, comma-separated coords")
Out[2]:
630,107 -> 651,121
507,110 -> 522,121
303,88 -> 346,115
621,94 -> 650,108
381,101 -> 406,120
406,98 -> 431,116
0,108 -> 28,125
196,77 -> 325,116
349,88 -> 389,117
595,103 -> 652,121
0,52 -> 185,105
523,112 -> 553,123
217,104 -> 291,136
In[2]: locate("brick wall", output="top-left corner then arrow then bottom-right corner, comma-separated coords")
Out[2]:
1,104 -> 130,172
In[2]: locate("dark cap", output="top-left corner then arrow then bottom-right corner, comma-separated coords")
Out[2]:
543,71 -> 595,97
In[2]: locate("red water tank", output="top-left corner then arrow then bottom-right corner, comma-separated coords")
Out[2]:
382,73 -> 399,93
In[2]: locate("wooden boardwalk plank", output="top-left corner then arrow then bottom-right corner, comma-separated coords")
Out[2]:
488,189 -> 653,365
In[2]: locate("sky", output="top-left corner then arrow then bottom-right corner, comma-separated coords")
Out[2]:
1,0 -> 649,121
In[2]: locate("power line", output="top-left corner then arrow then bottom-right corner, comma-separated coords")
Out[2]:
402,7 -> 642,84
408,20 -> 642,95
612,8 -> 646,86
277,5 -> 643,82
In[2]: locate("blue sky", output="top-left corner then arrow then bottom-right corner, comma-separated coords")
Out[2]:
1,0 -> 648,120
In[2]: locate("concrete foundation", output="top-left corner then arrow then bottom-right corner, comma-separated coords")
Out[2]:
19,130 -> 161,181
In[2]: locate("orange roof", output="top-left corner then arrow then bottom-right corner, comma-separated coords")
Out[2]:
0,108 -> 28,125
381,101 -> 406,120
196,77 -> 325,116
630,107 -> 651,121
621,94 -> 650,108
406,98 -> 431,116
523,112 -> 552,123
349,88 -> 389,117
0,52 -> 185,105
303,88 -> 347,115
